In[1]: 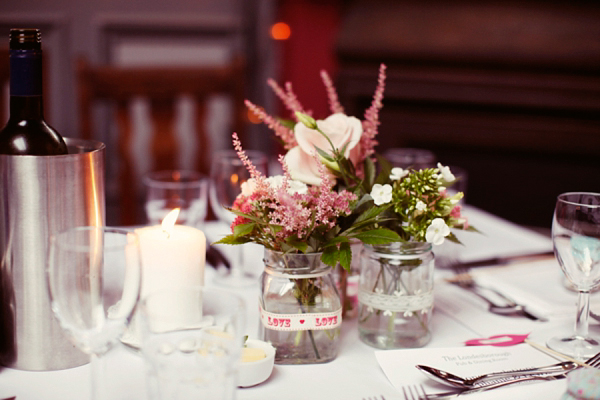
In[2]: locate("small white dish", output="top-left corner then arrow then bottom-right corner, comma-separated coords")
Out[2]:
238,339 -> 275,387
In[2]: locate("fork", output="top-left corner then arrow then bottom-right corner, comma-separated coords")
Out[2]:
402,384 -> 428,399
402,374 -> 562,400
449,268 -> 544,321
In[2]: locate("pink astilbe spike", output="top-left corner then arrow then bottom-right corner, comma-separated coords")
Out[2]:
232,132 -> 263,180
267,79 -> 306,116
360,63 -> 387,161
320,70 -> 344,114
278,154 -> 293,183
244,100 -> 297,149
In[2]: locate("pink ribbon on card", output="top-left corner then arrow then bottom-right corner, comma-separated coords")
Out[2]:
465,333 -> 530,347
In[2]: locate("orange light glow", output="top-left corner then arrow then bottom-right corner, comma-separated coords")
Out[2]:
270,22 -> 291,40
230,173 -> 239,185
247,109 -> 262,124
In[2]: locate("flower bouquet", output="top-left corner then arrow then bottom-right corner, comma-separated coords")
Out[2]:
357,163 -> 475,349
216,64 -> 402,363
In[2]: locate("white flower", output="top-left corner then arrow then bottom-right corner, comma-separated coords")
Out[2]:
265,175 -> 308,195
370,184 -> 393,206
403,311 -> 414,317
415,200 -> 427,212
389,167 -> 409,180
437,163 -> 456,182
383,310 -> 393,317
426,218 -> 451,245
240,178 -> 258,196
288,180 -> 308,195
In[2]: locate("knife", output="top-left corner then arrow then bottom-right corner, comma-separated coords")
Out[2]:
206,246 -> 231,270
449,250 -> 555,269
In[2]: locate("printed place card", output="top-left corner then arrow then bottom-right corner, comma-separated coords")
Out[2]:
375,344 -> 564,399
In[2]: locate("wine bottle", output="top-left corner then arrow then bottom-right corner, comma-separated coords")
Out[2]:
0,28 -> 68,155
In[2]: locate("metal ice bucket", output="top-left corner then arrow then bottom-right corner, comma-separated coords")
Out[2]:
0,138 -> 105,370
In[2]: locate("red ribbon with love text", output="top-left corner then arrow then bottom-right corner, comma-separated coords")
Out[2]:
259,304 -> 342,331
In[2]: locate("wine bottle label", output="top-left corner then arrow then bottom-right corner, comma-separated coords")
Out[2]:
10,49 -> 42,96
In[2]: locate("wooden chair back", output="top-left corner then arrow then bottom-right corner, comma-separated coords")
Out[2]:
76,57 -> 246,225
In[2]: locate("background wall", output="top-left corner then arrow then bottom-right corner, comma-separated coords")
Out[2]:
1,0 -> 598,229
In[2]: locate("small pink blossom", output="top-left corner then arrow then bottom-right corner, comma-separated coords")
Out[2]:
450,205 -> 462,218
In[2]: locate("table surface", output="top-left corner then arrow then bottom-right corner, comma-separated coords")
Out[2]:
1,206 -> 598,400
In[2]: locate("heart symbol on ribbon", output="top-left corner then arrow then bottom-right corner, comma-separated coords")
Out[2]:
299,320 -> 305,324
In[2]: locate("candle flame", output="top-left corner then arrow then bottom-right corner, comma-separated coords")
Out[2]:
161,208 -> 180,237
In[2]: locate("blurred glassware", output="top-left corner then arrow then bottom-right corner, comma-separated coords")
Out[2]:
548,192 -> 600,359
209,149 -> 268,287
47,227 -> 141,400
435,164 -> 468,269
139,287 -> 246,400
383,148 -> 436,170
144,170 -> 209,228
445,165 -> 468,205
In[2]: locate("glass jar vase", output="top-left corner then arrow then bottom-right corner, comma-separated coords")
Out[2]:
358,242 -> 434,349
332,240 -> 363,319
259,249 -> 342,364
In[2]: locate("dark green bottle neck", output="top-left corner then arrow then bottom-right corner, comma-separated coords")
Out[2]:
9,95 -> 44,121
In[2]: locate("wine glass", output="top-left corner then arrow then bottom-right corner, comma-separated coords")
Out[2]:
143,170 -> 209,228
548,192 -> 600,359
47,227 -> 141,400
209,149 -> 268,287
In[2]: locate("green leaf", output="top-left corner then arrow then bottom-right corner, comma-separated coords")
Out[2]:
314,146 -> 335,162
233,223 -> 255,237
213,235 -> 252,245
445,232 -> 463,245
465,225 -> 482,234
321,245 -> 340,267
363,157 -> 376,189
277,118 -> 296,130
353,228 -> 401,244
286,238 -> 308,253
325,236 -> 350,246
375,153 -> 393,185
338,242 -> 352,270
354,204 -> 388,225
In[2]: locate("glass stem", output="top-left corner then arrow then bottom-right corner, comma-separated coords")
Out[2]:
231,245 -> 245,279
575,290 -> 590,339
90,353 -> 108,400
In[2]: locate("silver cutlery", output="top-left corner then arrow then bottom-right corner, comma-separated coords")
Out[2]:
415,350 -> 600,392
448,269 -> 546,321
441,250 -> 555,269
402,374 -> 562,400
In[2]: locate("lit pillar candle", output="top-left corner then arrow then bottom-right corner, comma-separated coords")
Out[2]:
135,209 -> 206,298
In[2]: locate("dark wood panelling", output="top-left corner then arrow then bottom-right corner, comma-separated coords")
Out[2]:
336,1 -> 600,228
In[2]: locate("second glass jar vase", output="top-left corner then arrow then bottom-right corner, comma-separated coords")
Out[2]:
259,249 -> 342,364
358,242 -> 434,349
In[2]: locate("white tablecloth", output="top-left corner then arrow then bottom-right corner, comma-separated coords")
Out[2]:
1,206 -> 598,400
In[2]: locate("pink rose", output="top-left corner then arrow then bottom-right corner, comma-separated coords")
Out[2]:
284,113 -> 363,185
